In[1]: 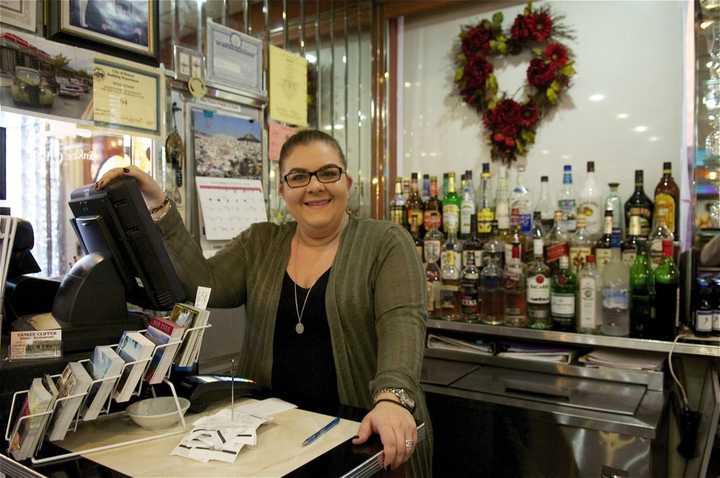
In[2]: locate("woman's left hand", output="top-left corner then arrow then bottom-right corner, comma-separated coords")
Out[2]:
352,401 -> 417,470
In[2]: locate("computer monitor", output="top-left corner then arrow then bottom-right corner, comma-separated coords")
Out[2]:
49,176 -> 185,351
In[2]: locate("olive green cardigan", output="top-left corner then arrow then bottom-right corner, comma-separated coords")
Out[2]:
158,205 -> 432,476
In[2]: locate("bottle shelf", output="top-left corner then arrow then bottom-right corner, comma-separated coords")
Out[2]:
426,319 -> 720,358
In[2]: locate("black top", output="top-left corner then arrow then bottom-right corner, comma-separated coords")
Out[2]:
272,268 -> 340,412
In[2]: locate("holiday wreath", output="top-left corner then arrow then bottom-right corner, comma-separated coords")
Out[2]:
454,2 -> 576,162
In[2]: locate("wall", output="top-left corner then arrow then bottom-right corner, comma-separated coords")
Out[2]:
399,0 -> 686,225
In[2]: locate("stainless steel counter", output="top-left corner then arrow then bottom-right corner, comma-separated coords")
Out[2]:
427,319 -> 720,358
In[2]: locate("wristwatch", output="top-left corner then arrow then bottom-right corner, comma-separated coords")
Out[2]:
374,388 -> 416,413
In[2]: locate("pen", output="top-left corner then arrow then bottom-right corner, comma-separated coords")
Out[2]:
302,417 -> 340,447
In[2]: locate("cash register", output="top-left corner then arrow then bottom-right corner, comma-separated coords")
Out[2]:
4,177 -> 186,353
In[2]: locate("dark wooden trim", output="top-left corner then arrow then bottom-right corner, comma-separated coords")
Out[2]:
387,17 -> 398,203
371,1 -> 385,220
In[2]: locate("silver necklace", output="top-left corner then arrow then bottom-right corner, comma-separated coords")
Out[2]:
293,281 -> 313,334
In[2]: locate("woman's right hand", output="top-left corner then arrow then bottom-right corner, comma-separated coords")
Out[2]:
95,166 -> 165,210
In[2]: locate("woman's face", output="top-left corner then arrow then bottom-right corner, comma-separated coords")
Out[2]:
279,141 -> 352,233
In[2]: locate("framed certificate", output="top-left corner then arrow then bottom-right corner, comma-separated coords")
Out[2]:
206,20 -> 264,99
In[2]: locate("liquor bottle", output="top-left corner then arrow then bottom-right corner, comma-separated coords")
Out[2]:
622,214 -> 642,265
506,223 -> 524,267
605,182 -> 624,244
460,249 -> 481,322
503,242 -> 528,327
479,256 -> 504,325
649,220 -> 673,270
496,214 -> 512,267
551,255 -> 577,331
558,165 -> 577,233
652,239 -> 679,340
462,215 -> 483,271
545,210 -> 569,273
423,176 -> 443,234
578,255 -> 602,334
460,171 -> 476,240
652,162 -> 679,237
409,215 -> 423,262
424,223 -> 443,318
402,177 -> 411,198
695,278 -> 714,337
421,173 -> 431,204
477,163 -> 494,239
482,220 -> 504,268
601,244 -> 630,337
439,229 -> 462,321
578,161 -> 602,238
495,165 -> 510,234
443,172 -> 461,235
595,208 -> 615,273
406,173 -> 424,235
527,238 -> 552,329
536,175 -> 555,232
712,276 -> 720,336
525,211 -> 544,263
629,243 -> 654,338
624,170 -> 654,239
570,216 -> 592,274
510,165 -> 532,235
389,178 -> 406,227
441,173 -> 448,202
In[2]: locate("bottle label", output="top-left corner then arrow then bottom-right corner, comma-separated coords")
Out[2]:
596,248 -> 613,272
518,213 -> 532,233
602,287 -> 629,310
629,207 -> 652,237
696,311 -> 713,332
408,209 -> 424,231
424,210 -> 441,231
558,199 -> 577,231
622,250 -> 636,265
477,208 -> 494,234
579,277 -> 598,329
551,293 -> 575,317
527,275 -> 551,303
390,208 -> 404,225
569,246 -> 592,273
579,202 -> 601,235
444,205 -> 459,233
424,240 -> 441,263
649,239 -> 663,270
654,193 -> 676,234
439,284 -> 460,310
545,242 -> 569,264
713,311 -> 720,332
504,243 -> 522,265
462,250 -> 482,269
440,251 -> 461,280
426,280 -> 440,312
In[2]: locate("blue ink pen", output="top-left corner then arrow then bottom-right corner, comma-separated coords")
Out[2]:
302,417 -> 340,446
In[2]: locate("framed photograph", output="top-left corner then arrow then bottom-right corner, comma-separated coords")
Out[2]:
47,0 -> 159,65
174,45 -> 203,81
206,20 -> 264,99
0,0 -> 37,32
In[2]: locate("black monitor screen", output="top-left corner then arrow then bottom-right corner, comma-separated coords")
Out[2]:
68,176 -> 185,310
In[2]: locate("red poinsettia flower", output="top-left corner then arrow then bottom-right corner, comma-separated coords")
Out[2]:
462,24 -> 493,57
531,12 -> 553,42
519,103 -> 540,128
527,58 -> 557,87
460,54 -> 494,106
544,42 -> 569,67
483,99 -> 523,136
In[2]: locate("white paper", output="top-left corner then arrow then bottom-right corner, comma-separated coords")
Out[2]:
196,177 -> 267,241
194,286 -> 212,310
233,398 -> 298,418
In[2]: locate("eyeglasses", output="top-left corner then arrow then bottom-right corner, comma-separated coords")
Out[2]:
283,165 -> 344,188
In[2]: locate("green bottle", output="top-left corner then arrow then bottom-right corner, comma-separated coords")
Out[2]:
550,255 -> 578,331
630,241 -> 654,338
443,172 -> 461,236
652,239 -> 679,340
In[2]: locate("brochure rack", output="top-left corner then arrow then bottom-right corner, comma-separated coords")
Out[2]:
5,321 -> 212,465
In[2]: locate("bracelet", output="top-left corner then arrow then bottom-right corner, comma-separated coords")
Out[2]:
149,196 -> 170,214
373,399 -> 412,413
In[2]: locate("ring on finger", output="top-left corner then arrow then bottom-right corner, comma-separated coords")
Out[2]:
405,439 -> 414,449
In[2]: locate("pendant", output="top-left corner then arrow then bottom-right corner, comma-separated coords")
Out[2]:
295,323 -> 305,334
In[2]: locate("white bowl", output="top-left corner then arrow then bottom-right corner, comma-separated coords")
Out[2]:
127,397 -> 190,430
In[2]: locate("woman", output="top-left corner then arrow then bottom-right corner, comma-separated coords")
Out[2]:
97,130 -> 432,476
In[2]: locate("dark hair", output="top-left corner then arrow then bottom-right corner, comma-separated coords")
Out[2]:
278,129 -> 346,171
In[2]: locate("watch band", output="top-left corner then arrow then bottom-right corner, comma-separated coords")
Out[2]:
373,387 -> 416,413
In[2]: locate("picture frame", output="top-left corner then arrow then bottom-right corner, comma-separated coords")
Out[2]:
0,0 -> 38,32
0,127 -> 5,201
174,44 -> 203,82
206,20 -> 264,99
47,0 -> 159,65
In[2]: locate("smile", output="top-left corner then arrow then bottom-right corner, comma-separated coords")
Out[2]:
304,198 -> 332,207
